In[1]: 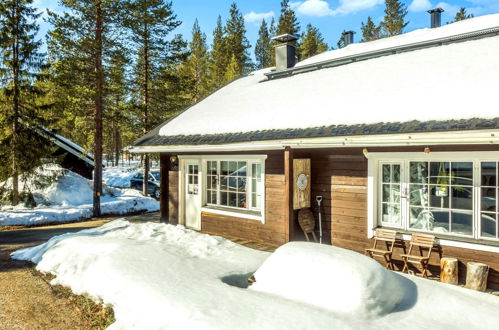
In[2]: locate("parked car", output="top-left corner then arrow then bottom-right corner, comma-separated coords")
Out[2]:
130,170 -> 160,199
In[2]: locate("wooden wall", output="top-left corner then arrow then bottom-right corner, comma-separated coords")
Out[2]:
168,170 -> 179,224
301,146 -> 499,290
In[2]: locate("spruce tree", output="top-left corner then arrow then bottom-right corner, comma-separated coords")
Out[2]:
47,0 -> 124,216
124,0 -> 180,196
299,24 -> 328,60
184,19 -> 209,102
337,30 -> 346,49
361,16 -> 381,42
255,19 -> 272,69
269,17 -> 277,66
224,2 -> 251,77
209,16 -> 227,90
277,0 -> 300,36
454,8 -> 473,22
380,0 -> 408,37
0,0 -> 53,205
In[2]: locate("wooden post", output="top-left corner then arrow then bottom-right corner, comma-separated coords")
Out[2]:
465,262 -> 489,292
284,147 -> 294,242
160,153 -> 170,223
440,257 -> 458,285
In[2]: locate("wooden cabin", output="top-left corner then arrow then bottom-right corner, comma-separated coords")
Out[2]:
130,14 -> 499,289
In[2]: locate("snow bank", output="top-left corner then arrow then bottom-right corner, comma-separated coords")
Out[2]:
11,221 -> 499,329
250,242 -> 405,317
103,168 -> 137,188
0,165 -> 158,226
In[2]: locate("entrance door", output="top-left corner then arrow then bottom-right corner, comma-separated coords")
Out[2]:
184,160 -> 201,230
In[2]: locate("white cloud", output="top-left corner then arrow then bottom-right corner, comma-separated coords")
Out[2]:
290,0 -> 383,17
243,11 -> 275,23
435,2 -> 460,15
408,0 -> 433,12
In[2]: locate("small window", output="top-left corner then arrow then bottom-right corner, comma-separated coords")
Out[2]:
480,162 -> 498,239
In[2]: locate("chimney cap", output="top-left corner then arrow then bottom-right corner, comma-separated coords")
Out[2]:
427,8 -> 444,14
342,30 -> 356,35
272,34 -> 299,43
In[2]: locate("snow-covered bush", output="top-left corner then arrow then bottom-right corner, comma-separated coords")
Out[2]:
250,242 -> 407,318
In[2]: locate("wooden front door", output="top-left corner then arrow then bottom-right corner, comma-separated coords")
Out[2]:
184,160 -> 201,230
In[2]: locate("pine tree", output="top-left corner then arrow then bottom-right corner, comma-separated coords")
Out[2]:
47,0 -> 124,216
361,16 -> 381,42
208,16 -> 226,90
269,17 -> 277,66
454,8 -> 473,22
277,0 -> 300,36
224,2 -> 251,77
124,0 -> 181,196
223,54 -> 240,83
299,24 -> 328,60
184,19 -> 209,102
380,0 -> 408,37
0,0 -> 53,205
255,19 -> 272,69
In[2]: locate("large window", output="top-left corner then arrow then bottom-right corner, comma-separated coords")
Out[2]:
205,159 -> 263,212
372,154 -> 499,242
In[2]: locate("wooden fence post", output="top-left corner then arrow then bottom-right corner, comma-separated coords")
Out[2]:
465,262 -> 489,292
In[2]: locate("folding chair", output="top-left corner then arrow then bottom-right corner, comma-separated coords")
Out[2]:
365,228 -> 397,270
401,233 -> 436,278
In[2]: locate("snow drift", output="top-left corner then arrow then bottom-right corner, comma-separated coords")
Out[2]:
250,242 -> 406,317
11,220 -> 499,329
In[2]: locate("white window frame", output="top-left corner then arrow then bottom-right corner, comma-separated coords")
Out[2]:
179,155 -> 267,224
367,151 -> 499,252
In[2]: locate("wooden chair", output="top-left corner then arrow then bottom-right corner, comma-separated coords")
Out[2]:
365,228 -> 397,270
297,208 -> 318,242
401,233 -> 436,278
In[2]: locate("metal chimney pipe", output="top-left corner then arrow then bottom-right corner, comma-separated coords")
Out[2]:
342,31 -> 355,47
428,8 -> 445,28
271,34 -> 299,71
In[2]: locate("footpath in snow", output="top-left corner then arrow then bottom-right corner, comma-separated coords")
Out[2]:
0,165 -> 158,226
12,219 -> 499,330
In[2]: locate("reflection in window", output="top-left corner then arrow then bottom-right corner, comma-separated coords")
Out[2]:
480,162 -> 498,238
380,164 -> 401,225
409,161 -> 473,235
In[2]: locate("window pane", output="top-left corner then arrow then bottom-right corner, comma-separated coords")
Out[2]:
481,213 -> 497,238
382,165 -> 390,183
481,162 -> 496,186
410,207 -> 434,230
430,185 -> 449,208
451,186 -> 472,210
451,162 -> 473,185
238,177 -> 247,192
382,185 -> 390,202
229,161 -> 237,174
221,161 -> 229,175
430,162 -> 449,184
252,163 -> 262,178
392,165 -> 400,183
389,204 -> 400,224
208,161 -> 217,175
237,193 -> 246,208
481,188 -> 496,212
382,203 -> 389,222
229,177 -> 237,191
451,210 -> 473,235
237,162 -> 247,176
410,184 -> 428,207
410,162 -> 428,184
221,192 -> 228,206
430,209 -> 450,232
229,193 -> 237,207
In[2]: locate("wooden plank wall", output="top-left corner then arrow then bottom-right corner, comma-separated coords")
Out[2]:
302,147 -> 499,290
168,170 -> 179,224
198,151 -> 289,246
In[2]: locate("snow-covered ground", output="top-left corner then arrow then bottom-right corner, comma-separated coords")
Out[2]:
12,220 -> 499,329
102,167 -> 138,188
0,165 -> 158,226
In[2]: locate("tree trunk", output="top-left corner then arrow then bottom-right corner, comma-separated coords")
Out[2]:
142,26 -> 150,196
465,262 -> 489,292
440,257 -> 458,285
93,0 -> 104,217
11,2 -> 20,206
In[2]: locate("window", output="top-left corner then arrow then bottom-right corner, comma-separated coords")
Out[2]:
370,153 -> 499,242
204,159 -> 264,212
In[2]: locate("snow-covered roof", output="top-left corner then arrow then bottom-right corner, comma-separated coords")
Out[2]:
135,14 -> 499,148
38,127 -> 95,166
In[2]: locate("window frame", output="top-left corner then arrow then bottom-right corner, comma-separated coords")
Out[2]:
368,152 -> 499,243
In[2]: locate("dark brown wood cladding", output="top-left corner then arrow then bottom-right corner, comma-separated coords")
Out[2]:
168,170 -> 179,224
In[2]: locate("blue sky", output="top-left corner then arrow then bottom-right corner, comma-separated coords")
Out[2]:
34,0 -> 499,54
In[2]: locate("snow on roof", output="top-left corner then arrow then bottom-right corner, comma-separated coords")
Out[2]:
157,14 -> 499,139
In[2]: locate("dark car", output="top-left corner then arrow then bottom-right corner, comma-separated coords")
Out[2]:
130,170 -> 160,199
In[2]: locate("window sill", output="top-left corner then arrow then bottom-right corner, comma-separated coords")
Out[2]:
201,206 -> 264,223
375,226 -> 499,253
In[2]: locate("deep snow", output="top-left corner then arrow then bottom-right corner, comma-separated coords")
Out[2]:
0,165 -> 158,226
12,220 -> 499,329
